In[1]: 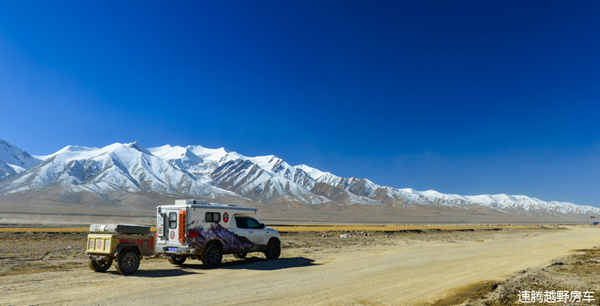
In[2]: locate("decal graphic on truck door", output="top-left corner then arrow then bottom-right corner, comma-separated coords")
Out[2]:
187,222 -> 260,253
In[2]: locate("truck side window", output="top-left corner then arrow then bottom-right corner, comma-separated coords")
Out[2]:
246,218 -> 261,229
169,212 -> 177,229
205,212 -> 221,222
235,217 -> 248,228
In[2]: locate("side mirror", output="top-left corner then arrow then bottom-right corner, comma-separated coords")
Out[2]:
260,223 -> 266,229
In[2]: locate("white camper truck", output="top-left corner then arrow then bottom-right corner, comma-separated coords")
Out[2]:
155,199 -> 281,268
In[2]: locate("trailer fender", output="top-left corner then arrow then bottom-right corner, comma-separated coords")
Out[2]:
113,243 -> 142,259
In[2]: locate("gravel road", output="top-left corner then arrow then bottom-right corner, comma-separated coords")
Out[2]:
1,226 -> 599,305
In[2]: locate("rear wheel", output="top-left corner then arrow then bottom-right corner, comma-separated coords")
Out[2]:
168,255 -> 187,265
234,252 -> 247,259
264,239 -> 281,260
202,244 -> 222,268
115,250 -> 140,275
88,257 -> 113,272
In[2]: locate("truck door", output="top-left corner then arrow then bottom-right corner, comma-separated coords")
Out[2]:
233,216 -> 266,248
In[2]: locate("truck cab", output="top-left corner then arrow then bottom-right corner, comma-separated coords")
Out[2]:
155,199 -> 281,267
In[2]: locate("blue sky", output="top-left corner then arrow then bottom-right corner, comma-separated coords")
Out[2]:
1,1 -> 599,205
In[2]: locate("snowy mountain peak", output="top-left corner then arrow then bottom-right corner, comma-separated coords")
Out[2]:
149,145 -> 193,160
0,139 -> 41,170
148,144 -> 205,171
250,155 -> 287,173
296,164 -> 329,180
186,146 -> 239,162
126,141 -> 153,155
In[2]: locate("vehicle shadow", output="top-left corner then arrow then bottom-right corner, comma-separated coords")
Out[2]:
180,257 -> 318,271
107,268 -> 200,278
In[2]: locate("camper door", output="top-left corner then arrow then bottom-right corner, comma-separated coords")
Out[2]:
164,208 -> 183,245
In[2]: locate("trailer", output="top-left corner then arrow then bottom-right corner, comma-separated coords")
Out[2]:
85,224 -> 154,274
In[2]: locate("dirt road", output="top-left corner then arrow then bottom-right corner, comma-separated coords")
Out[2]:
1,226 -> 599,306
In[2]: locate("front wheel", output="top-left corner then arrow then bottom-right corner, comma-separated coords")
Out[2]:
88,257 -> 113,272
168,255 -> 187,265
115,250 -> 140,275
202,244 -> 222,268
264,239 -> 281,260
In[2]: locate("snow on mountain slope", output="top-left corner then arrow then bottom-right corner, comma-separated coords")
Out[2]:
0,139 -> 41,170
210,158 -> 329,204
148,146 -> 324,204
0,160 -> 17,183
186,145 -> 245,163
296,164 -> 345,186
1,139 -> 598,216
296,164 -> 326,180
148,145 -> 210,179
374,188 -> 600,214
247,156 -> 318,188
0,142 -> 227,197
0,139 -> 42,182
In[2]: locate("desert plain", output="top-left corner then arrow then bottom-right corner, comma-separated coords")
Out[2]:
1,224 -> 600,306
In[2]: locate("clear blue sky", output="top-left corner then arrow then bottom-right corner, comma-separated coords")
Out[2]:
1,1 -> 599,205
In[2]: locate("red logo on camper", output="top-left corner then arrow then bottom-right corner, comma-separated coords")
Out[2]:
223,212 -> 229,223
170,230 -> 175,239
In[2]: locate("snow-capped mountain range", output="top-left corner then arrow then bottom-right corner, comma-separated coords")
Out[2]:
0,139 -> 42,183
1,138 -> 598,216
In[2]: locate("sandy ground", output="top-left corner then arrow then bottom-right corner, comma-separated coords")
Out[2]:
1,226 -> 599,305
451,240 -> 600,306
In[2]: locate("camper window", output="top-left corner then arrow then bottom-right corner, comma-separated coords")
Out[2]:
205,212 -> 221,223
169,212 -> 177,229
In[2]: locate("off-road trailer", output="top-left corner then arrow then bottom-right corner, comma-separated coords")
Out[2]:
85,224 -> 154,275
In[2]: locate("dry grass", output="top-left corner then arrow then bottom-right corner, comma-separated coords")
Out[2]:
0,227 -> 89,232
0,224 -> 561,233
0,227 -> 159,232
272,224 -> 551,232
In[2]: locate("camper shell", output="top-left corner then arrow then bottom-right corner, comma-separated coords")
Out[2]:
155,199 -> 281,267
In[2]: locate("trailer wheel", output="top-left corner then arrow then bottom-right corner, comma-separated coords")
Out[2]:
202,244 -> 222,268
88,257 -> 113,272
234,252 -> 247,259
168,255 -> 187,265
264,239 -> 281,260
115,250 -> 140,275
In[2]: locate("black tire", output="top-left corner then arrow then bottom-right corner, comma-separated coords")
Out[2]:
264,239 -> 281,260
115,250 -> 140,275
168,255 -> 187,265
233,252 -> 247,259
88,257 -> 113,272
202,244 -> 222,268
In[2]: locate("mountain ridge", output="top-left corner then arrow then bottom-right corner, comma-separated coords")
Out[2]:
1,139 -> 598,219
